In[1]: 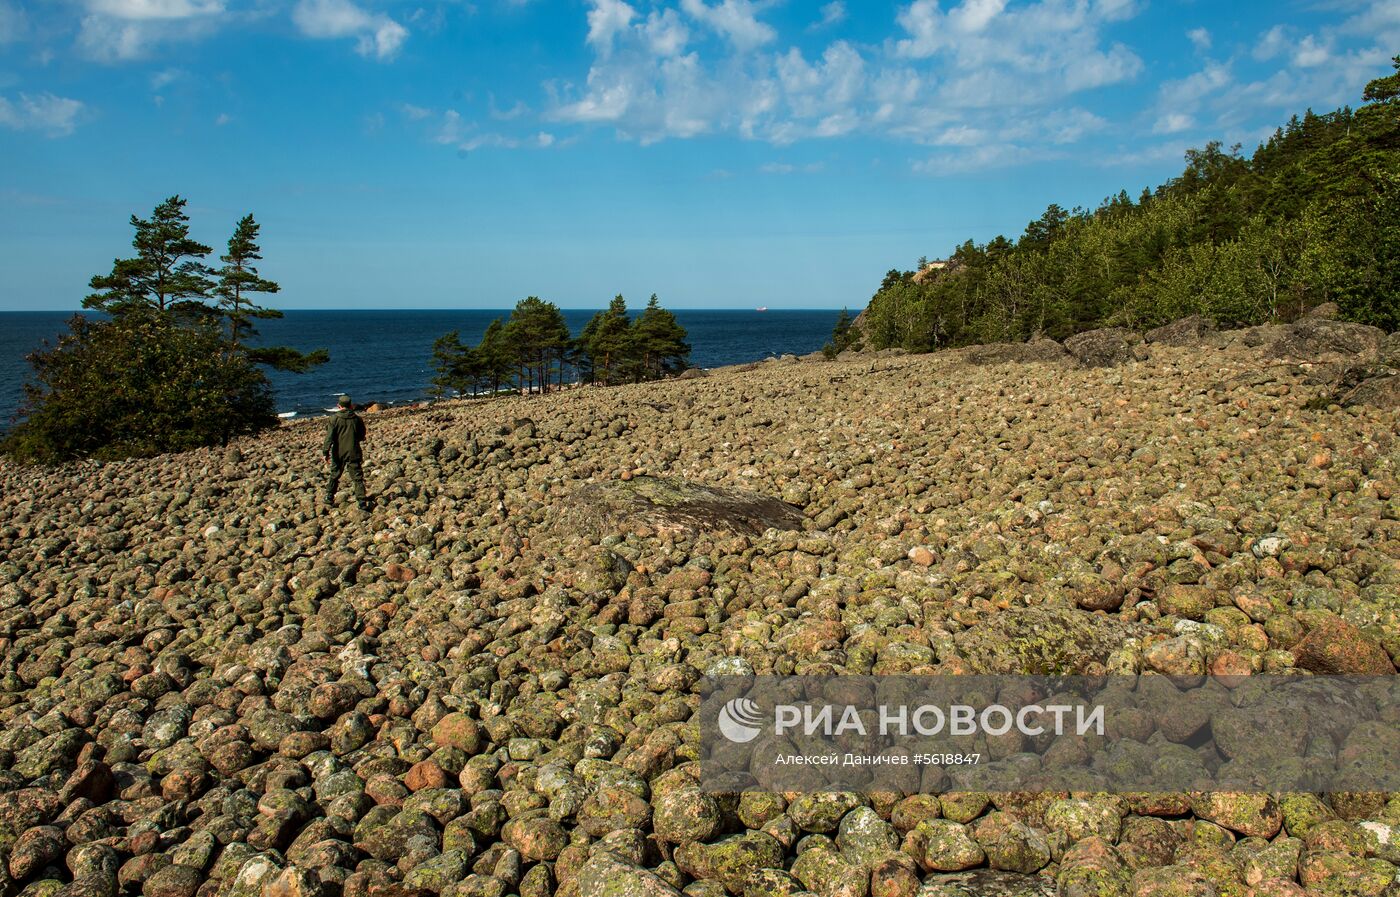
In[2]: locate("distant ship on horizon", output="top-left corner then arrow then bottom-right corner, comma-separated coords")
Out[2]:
755,306 -> 768,312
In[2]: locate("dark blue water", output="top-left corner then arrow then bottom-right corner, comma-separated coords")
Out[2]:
1,309 -> 839,425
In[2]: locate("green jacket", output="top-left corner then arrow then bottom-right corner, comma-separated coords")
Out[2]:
324,409 -> 366,462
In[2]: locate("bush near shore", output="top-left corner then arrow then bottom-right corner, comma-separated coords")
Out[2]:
3,198 -> 325,464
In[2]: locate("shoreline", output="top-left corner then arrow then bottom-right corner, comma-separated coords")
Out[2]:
3,309 -> 840,427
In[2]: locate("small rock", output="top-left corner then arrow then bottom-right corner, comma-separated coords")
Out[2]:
141,865 -> 201,897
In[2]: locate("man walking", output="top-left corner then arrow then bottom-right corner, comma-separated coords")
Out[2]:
324,395 -> 369,510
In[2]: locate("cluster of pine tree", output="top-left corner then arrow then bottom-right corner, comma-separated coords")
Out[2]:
858,58 -> 1400,352
4,197 -> 324,463
431,293 -> 690,398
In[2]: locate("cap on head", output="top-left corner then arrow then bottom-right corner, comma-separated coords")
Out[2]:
337,395 -> 352,407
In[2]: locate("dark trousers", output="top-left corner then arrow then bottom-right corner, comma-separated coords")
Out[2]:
326,458 -> 366,502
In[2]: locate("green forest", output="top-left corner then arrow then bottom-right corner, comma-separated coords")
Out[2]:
856,57 -> 1400,352
431,293 -> 690,397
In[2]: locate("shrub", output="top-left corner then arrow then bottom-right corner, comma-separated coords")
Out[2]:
3,312 -> 276,463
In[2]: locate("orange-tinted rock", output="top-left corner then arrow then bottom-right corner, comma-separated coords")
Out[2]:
1293,618 -> 1394,675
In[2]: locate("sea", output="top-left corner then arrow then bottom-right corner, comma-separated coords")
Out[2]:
0,309 -> 840,428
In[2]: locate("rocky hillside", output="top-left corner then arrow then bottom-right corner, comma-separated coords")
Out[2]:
1,313 -> 1399,897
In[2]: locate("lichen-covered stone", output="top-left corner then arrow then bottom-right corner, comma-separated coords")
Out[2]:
790,848 -> 867,897
577,851 -> 680,897
788,793 -> 867,834
903,820 -> 984,873
973,812 -> 1051,874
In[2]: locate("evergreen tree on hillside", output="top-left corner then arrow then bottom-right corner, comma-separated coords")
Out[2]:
85,195 -> 215,317
856,58 -> 1400,349
823,307 -> 860,358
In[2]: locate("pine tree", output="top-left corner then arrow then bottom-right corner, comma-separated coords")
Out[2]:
431,330 -> 469,398
215,215 -> 327,373
504,297 -> 571,394
581,294 -> 633,385
216,214 -> 281,349
85,196 -> 215,317
823,307 -> 857,358
476,318 -> 515,395
629,294 -> 689,380
8,196 -> 327,462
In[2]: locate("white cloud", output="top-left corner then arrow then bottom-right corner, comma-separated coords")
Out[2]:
292,0 -> 408,60
893,0 -> 1143,106
1249,23 -> 1338,69
1099,140 -> 1192,168
679,0 -> 774,51
0,92 -> 85,136
1254,25 -> 1287,61
215,111 -> 231,125
489,96 -> 530,119
1341,0 -> 1400,46
1157,60 -> 1231,108
78,16 -> 206,59
585,0 -> 635,56
73,0 -> 226,59
85,0 -> 223,20
913,142 -> 1045,175
535,0 -> 1400,172
812,1 -> 845,30
776,42 -> 864,121
1151,19 -> 1388,144
416,106 -> 557,151
642,8 -> 689,57
550,0 -> 1142,158
949,0 -> 1006,34
460,129 -> 555,151
1043,107 -> 1106,143
1153,112 -> 1192,134
932,124 -> 985,146
1294,34 -> 1330,68
554,69 -> 635,123
150,68 -> 182,90
75,0 -> 228,60
893,0 -> 942,57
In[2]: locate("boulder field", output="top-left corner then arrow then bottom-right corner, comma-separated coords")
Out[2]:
1,323 -> 1399,897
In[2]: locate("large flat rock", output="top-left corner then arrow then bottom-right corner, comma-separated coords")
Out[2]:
953,606 -> 1143,675
566,476 -> 806,538
917,870 -> 1056,897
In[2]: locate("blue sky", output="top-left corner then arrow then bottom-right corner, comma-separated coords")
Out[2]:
0,0 -> 1395,310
